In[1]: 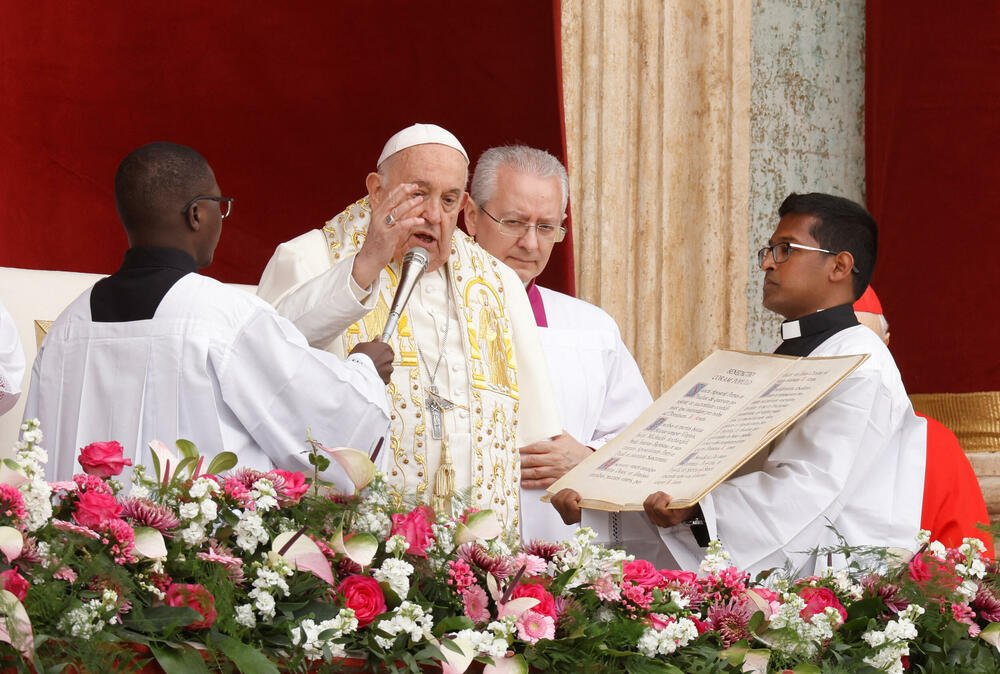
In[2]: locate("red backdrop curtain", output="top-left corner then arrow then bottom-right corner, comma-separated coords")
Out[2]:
866,1 -> 1000,393
0,1 -> 574,295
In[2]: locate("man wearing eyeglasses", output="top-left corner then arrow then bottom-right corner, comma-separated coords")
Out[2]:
25,142 -> 393,484
554,192 -> 926,575
257,125 -> 561,534
464,145 -> 652,542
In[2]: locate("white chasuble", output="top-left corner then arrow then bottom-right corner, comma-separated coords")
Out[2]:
24,274 -> 390,484
583,325 -> 926,576
257,197 -> 560,532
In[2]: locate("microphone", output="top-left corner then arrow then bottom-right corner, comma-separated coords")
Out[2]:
381,246 -> 430,341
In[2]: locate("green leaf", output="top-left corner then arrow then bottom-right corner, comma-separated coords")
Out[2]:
173,456 -> 197,481
175,439 -> 200,460
124,605 -> 202,633
205,451 -> 238,476
210,632 -> 279,674
433,615 -> 474,637
149,643 -> 212,674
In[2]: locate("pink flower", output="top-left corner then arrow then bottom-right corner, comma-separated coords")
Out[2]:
623,559 -> 663,590
119,498 -> 180,533
0,484 -> 26,524
462,584 -> 490,624
389,505 -> 435,558
447,559 -> 476,593
797,586 -> 847,624
270,469 -> 309,503
647,613 -> 673,631
511,552 -> 547,578
53,566 -> 77,583
337,575 -> 387,627
660,569 -> 698,586
73,491 -> 121,529
0,569 -> 29,601
516,610 -> 555,644
165,583 -> 217,629
104,518 -> 137,564
589,574 -> 622,602
708,598 -> 755,646
973,585 -> 1000,622
73,473 -> 113,495
952,602 -> 981,636
52,519 -> 101,540
78,441 -> 132,479
223,478 -> 253,508
509,582 -> 556,619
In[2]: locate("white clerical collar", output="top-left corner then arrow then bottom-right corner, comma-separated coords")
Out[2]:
781,320 -> 802,340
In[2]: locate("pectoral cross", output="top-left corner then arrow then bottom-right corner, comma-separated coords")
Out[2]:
425,386 -> 467,440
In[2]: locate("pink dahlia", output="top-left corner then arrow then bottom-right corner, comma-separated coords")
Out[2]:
458,543 -> 513,579
973,585 -> 1000,622
520,540 -> 564,562
708,598 -> 755,647
119,497 -> 181,533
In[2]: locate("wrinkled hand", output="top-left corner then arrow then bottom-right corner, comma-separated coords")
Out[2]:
350,338 -> 394,385
642,491 -> 695,528
519,431 -> 593,489
551,488 -> 583,525
352,183 -> 424,288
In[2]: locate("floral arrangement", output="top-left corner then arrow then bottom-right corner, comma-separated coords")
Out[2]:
0,420 -> 998,673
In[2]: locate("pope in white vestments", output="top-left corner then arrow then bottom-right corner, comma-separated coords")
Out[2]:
257,125 -> 561,532
0,299 -> 25,416
23,143 -> 391,484
463,145 -> 653,542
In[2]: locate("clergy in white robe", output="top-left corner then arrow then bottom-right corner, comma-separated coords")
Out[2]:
0,299 -> 25,416
556,192 -> 926,575
256,125 -> 561,532
463,145 -> 653,542
23,142 -> 391,484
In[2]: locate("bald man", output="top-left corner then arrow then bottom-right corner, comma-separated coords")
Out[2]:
25,142 -> 392,482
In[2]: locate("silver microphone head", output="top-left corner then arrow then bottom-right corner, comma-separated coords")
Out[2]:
403,246 -> 430,270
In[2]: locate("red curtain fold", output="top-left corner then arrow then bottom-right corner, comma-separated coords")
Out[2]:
865,1 -> 1000,393
0,1 -> 574,296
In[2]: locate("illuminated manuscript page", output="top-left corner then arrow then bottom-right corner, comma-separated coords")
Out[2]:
545,350 -> 867,511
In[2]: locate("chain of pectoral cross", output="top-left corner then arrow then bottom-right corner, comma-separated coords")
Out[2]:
415,278 -> 452,440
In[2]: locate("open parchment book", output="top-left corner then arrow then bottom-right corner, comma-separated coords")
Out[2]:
544,349 -> 868,511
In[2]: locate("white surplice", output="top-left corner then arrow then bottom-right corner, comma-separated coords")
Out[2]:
584,325 -> 926,576
521,286 -> 653,542
0,299 -> 25,416
24,273 -> 390,483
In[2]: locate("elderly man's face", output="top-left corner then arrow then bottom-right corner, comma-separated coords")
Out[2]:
465,166 -> 565,284
373,144 -> 468,273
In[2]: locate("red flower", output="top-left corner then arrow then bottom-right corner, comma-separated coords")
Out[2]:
510,582 -> 557,619
797,586 -> 847,624
164,583 -> 217,629
0,569 -> 29,601
660,568 -> 698,586
623,559 -> 664,589
270,469 -> 309,503
78,441 -> 132,479
73,490 -> 121,529
389,505 -> 435,558
337,575 -> 386,627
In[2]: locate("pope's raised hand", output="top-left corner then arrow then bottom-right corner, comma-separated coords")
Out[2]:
352,183 -> 424,288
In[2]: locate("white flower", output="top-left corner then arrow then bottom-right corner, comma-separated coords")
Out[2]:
698,540 -> 732,575
374,558 -> 414,598
636,617 -> 698,657
180,522 -> 206,545
373,601 -> 434,649
250,478 -> 279,512
292,609 -> 359,660
189,477 -> 219,500
234,510 -> 269,552
19,480 -> 52,532
130,484 -> 151,500
253,592 -> 275,619
385,534 -> 409,556
200,499 -> 218,521
179,502 -> 201,520
235,604 -> 256,628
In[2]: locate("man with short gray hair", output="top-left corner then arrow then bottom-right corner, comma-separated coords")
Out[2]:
465,145 -> 652,541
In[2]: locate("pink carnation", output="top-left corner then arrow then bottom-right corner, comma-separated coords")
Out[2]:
516,610 -> 555,644
462,584 -> 490,624
389,505 -> 435,558
269,469 -> 309,503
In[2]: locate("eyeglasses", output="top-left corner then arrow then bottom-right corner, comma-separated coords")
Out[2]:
181,196 -> 235,219
479,206 -> 567,243
757,241 -> 859,273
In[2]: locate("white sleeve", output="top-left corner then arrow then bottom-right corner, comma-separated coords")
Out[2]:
0,300 -> 25,416
588,329 -> 652,449
214,309 -> 390,481
257,231 -> 380,350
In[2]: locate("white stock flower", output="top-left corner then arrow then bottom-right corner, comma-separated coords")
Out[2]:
372,601 -> 434,649
698,540 -> 732,575
179,502 -> 201,520
374,558 -> 414,598
235,604 -> 256,628
19,480 -> 53,531
637,618 -> 698,657
234,509 -> 269,552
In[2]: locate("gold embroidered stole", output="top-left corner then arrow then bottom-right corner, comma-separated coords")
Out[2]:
321,197 -> 522,531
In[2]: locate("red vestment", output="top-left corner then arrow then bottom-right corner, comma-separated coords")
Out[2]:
919,413 -> 994,557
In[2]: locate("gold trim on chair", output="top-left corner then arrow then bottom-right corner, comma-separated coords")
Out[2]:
910,391 -> 1000,454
